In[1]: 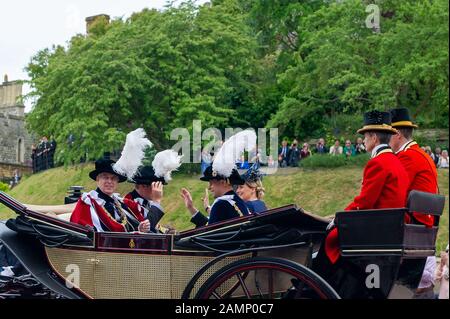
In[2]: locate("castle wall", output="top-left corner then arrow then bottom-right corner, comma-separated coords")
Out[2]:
0,79 -> 33,180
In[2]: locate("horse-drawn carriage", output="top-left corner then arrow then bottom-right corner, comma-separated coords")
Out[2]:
0,189 -> 444,299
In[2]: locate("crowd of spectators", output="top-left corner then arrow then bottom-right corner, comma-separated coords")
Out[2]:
422,146 -> 449,169
31,136 -> 57,174
277,137 -> 367,168
275,137 -> 449,169
197,138 -> 447,172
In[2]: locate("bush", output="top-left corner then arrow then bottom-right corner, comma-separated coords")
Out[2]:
300,154 -> 370,169
414,136 -> 448,152
0,182 -> 9,192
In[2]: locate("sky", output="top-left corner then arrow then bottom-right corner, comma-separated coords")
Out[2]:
0,0 -> 206,111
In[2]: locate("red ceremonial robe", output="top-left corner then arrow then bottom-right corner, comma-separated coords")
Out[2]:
70,190 -> 145,232
325,147 -> 409,264
397,141 -> 438,227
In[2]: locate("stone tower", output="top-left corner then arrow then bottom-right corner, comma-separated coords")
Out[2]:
85,14 -> 110,34
0,75 -> 33,180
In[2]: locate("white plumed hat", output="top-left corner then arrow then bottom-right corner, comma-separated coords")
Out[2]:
113,128 -> 152,180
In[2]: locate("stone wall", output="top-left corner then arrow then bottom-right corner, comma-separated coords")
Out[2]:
0,162 -> 32,181
0,78 -> 34,178
0,80 -> 24,116
0,113 -> 33,167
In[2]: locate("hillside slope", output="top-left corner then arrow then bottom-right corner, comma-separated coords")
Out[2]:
1,164 -> 448,251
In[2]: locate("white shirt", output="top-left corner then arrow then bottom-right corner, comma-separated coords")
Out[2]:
371,144 -> 389,158
396,140 -> 413,154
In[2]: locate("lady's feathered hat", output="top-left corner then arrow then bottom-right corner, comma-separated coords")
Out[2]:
200,130 -> 257,185
241,162 -> 265,184
113,128 -> 182,184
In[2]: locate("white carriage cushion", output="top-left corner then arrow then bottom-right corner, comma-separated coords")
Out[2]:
24,203 -> 76,215
57,213 -> 72,222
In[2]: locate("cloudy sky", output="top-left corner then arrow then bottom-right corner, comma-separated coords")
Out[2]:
0,0 -> 206,110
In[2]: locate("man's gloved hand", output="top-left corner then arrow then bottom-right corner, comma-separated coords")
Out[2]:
326,218 -> 335,231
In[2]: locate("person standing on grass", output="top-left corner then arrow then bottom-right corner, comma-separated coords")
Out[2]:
278,140 -> 290,167
438,150 -> 449,168
300,143 -> 312,159
355,137 -> 366,155
329,139 -> 343,156
432,147 -> 441,167
343,140 -> 356,157
315,138 -> 328,154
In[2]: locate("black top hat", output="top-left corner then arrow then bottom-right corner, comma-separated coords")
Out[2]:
389,108 -> 418,128
89,158 -> 127,183
357,110 -> 398,134
129,166 -> 167,185
200,165 -> 245,185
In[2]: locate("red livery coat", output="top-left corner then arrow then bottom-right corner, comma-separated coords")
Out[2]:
397,141 -> 438,227
325,149 -> 409,264
70,190 -> 145,232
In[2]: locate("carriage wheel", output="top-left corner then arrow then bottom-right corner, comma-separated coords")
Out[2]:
195,257 -> 339,299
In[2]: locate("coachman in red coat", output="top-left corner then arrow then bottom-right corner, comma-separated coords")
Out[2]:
389,108 -> 438,227
70,158 -> 149,233
319,111 -> 410,266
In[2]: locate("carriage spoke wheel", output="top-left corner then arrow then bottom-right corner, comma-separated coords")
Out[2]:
195,257 -> 340,299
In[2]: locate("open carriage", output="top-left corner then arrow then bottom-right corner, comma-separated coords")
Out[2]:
0,189 -> 445,299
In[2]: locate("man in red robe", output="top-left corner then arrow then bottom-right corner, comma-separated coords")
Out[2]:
312,111 -> 409,297
389,108 -> 438,227
70,158 -> 150,233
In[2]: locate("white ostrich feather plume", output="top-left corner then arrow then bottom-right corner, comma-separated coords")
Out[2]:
113,128 -> 152,179
152,149 -> 183,182
213,130 -> 257,178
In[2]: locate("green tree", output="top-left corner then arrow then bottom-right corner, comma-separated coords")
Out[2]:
258,0 -> 448,139
25,0 -> 258,164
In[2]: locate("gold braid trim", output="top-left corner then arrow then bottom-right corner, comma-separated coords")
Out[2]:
233,203 -> 243,217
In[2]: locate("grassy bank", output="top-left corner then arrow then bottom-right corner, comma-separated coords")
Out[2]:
1,164 -> 448,252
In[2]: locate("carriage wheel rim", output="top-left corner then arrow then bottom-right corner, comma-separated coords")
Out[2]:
199,262 -> 334,299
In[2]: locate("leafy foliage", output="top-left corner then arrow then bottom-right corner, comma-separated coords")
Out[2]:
25,0 -> 448,164
0,182 -> 9,192
25,0 -> 258,164
265,0 -> 449,139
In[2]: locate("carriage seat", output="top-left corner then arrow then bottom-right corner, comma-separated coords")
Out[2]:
336,190 -> 445,258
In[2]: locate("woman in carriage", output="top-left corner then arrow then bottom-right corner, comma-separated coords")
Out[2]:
237,162 -> 268,214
